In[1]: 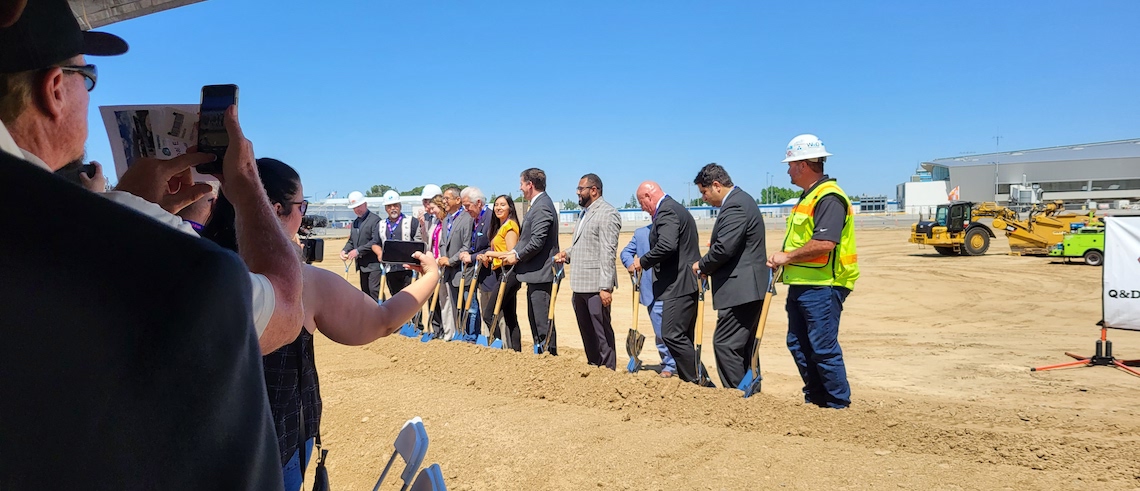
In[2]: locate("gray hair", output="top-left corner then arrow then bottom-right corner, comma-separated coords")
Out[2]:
461,186 -> 486,205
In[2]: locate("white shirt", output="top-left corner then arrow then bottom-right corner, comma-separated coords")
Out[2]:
530,191 -> 545,206
0,120 -> 23,158
654,195 -> 666,215
0,121 -> 275,338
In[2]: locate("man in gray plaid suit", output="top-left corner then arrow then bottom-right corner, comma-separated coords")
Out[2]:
555,173 -> 623,369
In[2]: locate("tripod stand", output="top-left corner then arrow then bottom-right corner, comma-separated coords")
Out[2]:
1031,323 -> 1140,378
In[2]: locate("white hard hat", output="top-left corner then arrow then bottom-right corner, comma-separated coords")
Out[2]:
420,184 -> 442,201
782,134 -> 833,163
346,191 -> 366,209
382,190 -> 401,206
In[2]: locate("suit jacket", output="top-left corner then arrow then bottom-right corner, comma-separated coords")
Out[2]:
565,198 -> 622,294
0,153 -> 283,489
698,187 -> 768,309
515,192 -> 560,284
441,209 -> 473,287
639,195 -> 700,301
468,207 -> 495,290
620,225 -> 656,307
343,209 -> 382,272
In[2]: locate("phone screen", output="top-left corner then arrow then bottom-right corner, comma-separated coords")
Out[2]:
196,84 -> 238,173
381,240 -> 426,264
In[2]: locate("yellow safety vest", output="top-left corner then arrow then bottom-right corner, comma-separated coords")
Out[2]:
781,179 -> 860,290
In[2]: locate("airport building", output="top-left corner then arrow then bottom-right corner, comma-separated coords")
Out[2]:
919,139 -> 1140,211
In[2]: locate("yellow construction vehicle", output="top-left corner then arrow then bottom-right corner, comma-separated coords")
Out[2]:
909,200 -> 1090,256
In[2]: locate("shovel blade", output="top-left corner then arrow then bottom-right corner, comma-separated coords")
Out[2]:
420,331 -> 434,343
490,339 -> 503,349
739,369 -> 762,398
476,334 -> 488,345
397,323 -> 418,338
626,357 -> 642,374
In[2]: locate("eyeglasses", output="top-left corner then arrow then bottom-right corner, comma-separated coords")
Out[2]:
287,200 -> 309,215
59,64 -> 97,92
576,186 -> 596,191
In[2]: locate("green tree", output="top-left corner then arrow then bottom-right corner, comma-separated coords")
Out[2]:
623,193 -> 637,209
514,195 -> 526,203
687,198 -> 706,207
366,184 -> 397,197
758,186 -> 800,204
401,185 -> 424,197
560,198 -> 579,210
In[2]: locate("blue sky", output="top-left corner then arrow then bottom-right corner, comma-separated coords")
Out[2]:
85,0 -> 1140,205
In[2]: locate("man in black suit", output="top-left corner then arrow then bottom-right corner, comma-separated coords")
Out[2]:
0,1 -> 285,486
341,191 -> 383,300
505,168 -> 561,354
633,181 -> 704,384
692,163 -> 768,388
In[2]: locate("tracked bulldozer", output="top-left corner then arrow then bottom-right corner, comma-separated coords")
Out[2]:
909,200 -> 1090,256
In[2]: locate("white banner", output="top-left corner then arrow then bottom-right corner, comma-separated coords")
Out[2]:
1104,216 -> 1140,331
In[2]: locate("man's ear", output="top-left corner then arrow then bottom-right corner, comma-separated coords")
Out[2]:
34,67 -> 67,119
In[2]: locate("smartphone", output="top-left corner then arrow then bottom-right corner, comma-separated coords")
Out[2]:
195,84 -> 238,174
81,163 -> 96,179
381,240 -> 426,265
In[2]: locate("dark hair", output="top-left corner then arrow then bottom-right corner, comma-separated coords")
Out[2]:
520,168 -> 546,192
443,186 -> 461,198
693,163 -> 733,188
489,194 -> 519,236
806,157 -> 825,173
581,173 -> 603,195
201,157 -> 301,252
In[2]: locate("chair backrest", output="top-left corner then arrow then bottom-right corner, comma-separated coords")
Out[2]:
409,464 -> 447,491
397,418 -> 430,484
373,417 -> 430,491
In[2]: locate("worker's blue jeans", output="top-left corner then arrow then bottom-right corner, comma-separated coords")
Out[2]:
786,285 -> 851,408
646,300 -> 676,373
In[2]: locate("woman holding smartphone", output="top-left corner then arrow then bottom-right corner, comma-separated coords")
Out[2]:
477,194 -> 522,351
200,158 -> 438,491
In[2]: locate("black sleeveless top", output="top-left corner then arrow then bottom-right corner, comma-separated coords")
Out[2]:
262,328 -> 322,466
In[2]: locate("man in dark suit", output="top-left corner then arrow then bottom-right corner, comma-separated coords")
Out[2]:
437,186 -> 473,340
692,163 -> 768,388
341,191 -> 383,300
634,181 -> 704,384
0,2 -> 284,486
505,168 -> 561,354
459,187 -> 493,337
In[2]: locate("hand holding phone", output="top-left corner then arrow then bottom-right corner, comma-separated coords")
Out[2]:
195,84 -> 238,174
381,240 -> 427,265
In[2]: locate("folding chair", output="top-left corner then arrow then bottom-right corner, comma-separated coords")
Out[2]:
373,417 -> 430,491
409,463 -> 447,491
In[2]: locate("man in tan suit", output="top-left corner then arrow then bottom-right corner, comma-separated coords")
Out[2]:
555,173 -> 623,369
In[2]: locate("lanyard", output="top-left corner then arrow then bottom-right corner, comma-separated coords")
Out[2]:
445,209 -> 463,238
470,208 -> 486,249
385,214 -> 403,239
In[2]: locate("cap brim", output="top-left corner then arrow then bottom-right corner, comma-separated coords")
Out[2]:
81,31 -> 128,56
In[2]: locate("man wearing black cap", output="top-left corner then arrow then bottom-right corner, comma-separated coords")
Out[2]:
0,1 -> 286,488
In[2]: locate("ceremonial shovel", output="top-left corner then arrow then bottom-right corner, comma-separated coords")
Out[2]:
694,276 -> 714,387
626,271 -> 647,373
535,261 -> 565,354
737,267 -> 781,397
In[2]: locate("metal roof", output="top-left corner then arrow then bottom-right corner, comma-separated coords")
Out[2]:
924,138 -> 1140,169
69,0 -> 203,30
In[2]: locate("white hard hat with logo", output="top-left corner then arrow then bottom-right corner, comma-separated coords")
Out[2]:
346,191 -> 367,209
382,190 -> 401,206
420,184 -> 442,201
782,134 -> 833,163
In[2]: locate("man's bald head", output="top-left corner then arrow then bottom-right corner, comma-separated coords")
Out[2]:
637,181 -> 665,215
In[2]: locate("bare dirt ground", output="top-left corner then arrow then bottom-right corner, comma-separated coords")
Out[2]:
309,224 -> 1140,490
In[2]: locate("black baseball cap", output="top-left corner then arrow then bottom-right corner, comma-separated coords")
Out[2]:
0,0 -> 128,74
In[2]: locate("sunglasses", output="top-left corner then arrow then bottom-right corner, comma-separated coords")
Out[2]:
59,64 -> 97,92
576,186 -> 596,191
286,200 -> 309,215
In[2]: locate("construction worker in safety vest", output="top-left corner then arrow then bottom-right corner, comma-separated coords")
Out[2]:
766,134 -> 859,409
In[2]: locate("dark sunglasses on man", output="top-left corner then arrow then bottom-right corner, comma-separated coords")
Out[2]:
59,64 -> 97,91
